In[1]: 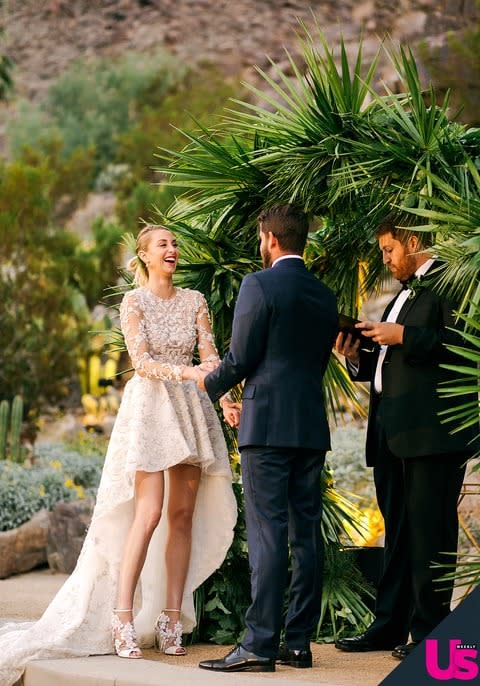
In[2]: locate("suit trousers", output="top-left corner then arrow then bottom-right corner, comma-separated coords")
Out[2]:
240,446 -> 326,658
370,399 -> 466,643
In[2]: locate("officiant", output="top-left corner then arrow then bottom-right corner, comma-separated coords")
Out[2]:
334,213 -> 477,660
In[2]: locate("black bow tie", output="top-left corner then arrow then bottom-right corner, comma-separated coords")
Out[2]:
401,275 -> 417,290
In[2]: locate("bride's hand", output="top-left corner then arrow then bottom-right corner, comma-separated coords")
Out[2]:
198,360 -> 218,373
181,366 -> 202,382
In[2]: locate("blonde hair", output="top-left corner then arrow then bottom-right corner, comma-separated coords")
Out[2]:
127,224 -> 172,286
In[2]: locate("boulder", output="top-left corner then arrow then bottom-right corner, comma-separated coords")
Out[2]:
47,498 -> 95,574
0,509 -> 49,579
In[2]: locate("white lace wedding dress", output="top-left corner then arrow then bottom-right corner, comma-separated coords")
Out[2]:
0,286 -> 237,686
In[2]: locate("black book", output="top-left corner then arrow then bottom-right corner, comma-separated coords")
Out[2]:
337,313 -> 375,351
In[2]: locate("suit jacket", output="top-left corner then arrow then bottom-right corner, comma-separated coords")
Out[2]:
205,258 -> 338,450
354,279 -> 478,465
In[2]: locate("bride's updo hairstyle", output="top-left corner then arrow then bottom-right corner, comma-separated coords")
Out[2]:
127,224 -> 171,286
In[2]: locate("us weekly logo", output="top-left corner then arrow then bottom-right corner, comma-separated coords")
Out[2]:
380,587 -> 480,685
425,640 -> 478,680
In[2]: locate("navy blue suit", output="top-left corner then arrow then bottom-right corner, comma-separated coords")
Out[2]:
205,258 -> 337,657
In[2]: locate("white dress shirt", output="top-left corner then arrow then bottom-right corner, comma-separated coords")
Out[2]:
372,258 -> 435,393
272,254 -> 304,267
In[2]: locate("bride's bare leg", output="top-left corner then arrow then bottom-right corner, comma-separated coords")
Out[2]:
161,464 -> 201,652
114,470 -> 164,657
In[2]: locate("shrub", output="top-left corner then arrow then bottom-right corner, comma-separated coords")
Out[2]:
0,155 -> 123,412
114,62 -> 242,182
7,51 -> 186,175
115,180 -> 176,231
0,439 -> 104,531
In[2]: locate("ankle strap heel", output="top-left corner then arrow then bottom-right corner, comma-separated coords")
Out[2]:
154,609 -> 186,656
112,610 -> 143,659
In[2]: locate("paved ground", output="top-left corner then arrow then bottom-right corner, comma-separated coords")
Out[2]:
0,567 -> 401,686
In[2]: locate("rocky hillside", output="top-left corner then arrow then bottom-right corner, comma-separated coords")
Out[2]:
2,0 -> 479,103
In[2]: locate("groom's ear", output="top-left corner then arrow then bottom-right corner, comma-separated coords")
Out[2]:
268,231 -> 279,250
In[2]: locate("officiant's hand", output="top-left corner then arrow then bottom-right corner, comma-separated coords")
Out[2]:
356,320 -> 404,346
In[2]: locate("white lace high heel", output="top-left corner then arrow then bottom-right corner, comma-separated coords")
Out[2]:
154,608 -> 186,655
112,608 -> 143,659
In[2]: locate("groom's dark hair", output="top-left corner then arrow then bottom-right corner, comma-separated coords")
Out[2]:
258,203 -> 309,254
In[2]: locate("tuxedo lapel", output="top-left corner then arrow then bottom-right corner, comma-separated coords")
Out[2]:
381,289 -> 403,321
395,297 -> 416,324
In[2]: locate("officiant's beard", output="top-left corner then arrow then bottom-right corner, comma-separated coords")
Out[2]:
261,246 -> 272,268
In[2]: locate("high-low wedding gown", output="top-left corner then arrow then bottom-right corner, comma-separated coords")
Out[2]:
0,286 -> 237,686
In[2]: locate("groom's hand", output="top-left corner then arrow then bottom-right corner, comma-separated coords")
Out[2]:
221,400 -> 242,428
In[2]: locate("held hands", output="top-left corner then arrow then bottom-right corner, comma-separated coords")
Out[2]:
220,399 -> 242,428
181,361 -> 217,390
181,363 -> 241,427
196,360 -> 218,391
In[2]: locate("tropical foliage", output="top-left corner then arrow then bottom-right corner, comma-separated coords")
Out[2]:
155,22 -> 480,440
151,24 -> 480,614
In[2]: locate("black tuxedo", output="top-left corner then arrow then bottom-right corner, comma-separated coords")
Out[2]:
353,278 -> 477,643
205,258 -> 337,657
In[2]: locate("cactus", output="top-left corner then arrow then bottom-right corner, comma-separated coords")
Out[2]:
0,399 -> 10,460
9,395 -> 23,463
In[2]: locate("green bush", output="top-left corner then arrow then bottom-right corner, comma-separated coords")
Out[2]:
0,153 -> 123,412
115,62 -> 241,183
7,51 -> 186,175
71,217 -> 125,308
0,440 -> 104,531
115,180 -> 176,231
20,140 -> 96,220
0,148 -> 95,257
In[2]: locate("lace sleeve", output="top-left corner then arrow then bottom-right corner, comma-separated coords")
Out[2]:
120,292 -> 184,381
196,293 -> 221,365
196,293 -> 233,403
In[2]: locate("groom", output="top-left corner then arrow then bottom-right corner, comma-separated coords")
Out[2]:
196,203 -> 338,672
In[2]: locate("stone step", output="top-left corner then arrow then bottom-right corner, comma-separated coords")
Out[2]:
23,653 -> 322,686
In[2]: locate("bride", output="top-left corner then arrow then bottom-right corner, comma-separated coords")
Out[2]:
0,224 -> 238,685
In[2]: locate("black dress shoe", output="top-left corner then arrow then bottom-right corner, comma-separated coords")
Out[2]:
198,644 -> 275,672
277,642 -> 312,668
335,632 -> 400,652
392,642 -> 420,660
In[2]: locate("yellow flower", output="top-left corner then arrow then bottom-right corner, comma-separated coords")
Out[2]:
74,484 -> 85,499
64,478 -> 74,489
49,460 -> 63,470
39,484 -> 46,497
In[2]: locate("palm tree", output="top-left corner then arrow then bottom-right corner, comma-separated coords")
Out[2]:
152,23 -> 480,632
